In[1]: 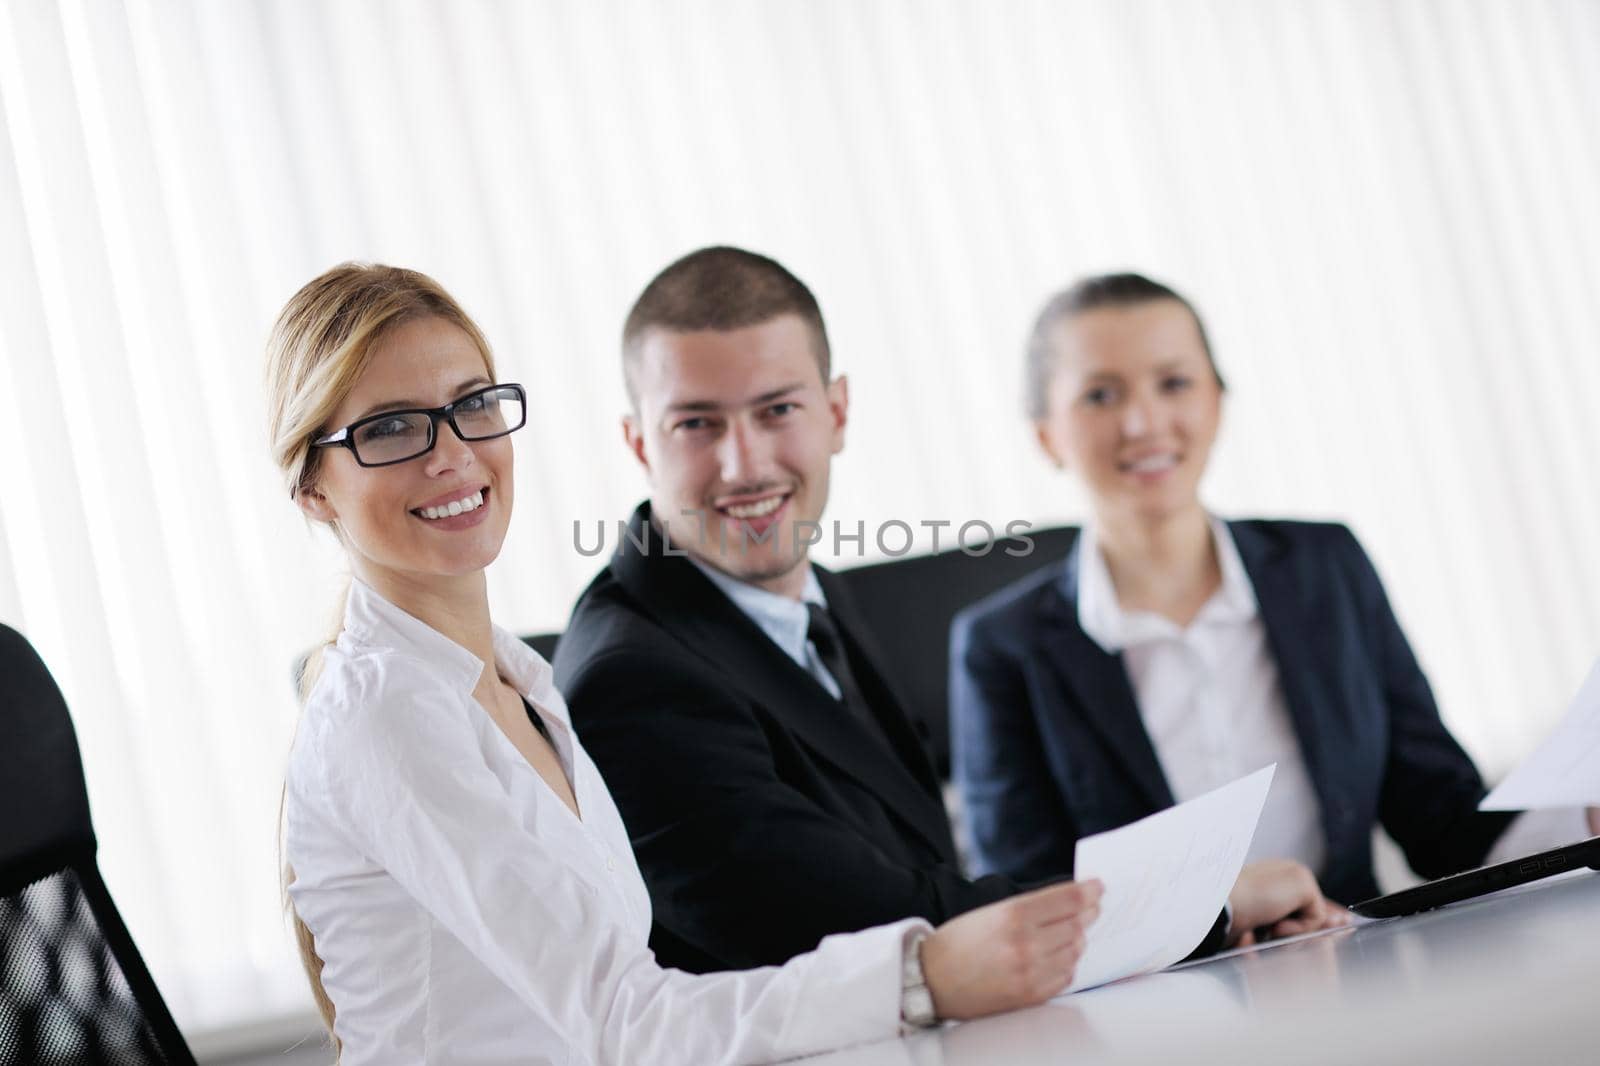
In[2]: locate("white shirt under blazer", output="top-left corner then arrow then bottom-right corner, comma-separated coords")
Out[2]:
1075,517 -> 1330,872
284,579 -> 925,1066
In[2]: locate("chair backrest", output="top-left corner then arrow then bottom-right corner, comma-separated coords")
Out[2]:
0,624 -> 197,1066
523,632 -> 560,662
833,526 -> 1079,776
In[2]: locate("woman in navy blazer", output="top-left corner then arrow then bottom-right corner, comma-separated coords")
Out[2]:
950,274 -> 1598,905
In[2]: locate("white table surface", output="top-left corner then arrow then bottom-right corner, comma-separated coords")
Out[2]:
801,868 -> 1600,1066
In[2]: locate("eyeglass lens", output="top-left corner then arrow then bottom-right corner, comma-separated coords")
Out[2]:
351,386 -> 524,465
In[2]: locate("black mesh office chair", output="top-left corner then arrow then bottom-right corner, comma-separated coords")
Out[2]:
0,624 -> 197,1066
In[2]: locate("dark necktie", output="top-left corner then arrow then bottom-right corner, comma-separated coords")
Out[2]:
806,603 -> 884,739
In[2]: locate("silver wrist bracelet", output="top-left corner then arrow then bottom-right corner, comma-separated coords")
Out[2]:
900,929 -> 939,1029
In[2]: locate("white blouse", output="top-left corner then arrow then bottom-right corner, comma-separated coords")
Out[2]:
1076,517 -> 1328,872
284,580 -> 924,1066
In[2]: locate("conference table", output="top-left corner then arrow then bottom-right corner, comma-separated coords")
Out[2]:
803,869 -> 1600,1066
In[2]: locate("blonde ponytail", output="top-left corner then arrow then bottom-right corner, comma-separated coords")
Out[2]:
278,582 -> 349,1056
280,854 -> 339,1057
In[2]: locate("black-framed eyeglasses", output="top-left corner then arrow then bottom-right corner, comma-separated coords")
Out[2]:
312,383 -> 527,468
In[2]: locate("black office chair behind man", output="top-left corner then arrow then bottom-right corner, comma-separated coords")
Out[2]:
836,525 -> 1079,777
0,623 -> 197,1066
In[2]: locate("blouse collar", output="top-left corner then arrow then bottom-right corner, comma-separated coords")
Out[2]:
340,578 -> 566,722
1076,514 -> 1258,653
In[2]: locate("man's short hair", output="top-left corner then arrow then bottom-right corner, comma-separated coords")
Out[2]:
622,246 -> 831,405
1023,272 -> 1225,420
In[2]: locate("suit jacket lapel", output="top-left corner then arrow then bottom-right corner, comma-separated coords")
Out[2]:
610,503 -> 955,857
1231,522 -> 1340,842
1036,545 -> 1175,812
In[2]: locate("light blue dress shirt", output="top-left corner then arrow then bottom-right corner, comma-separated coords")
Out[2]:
689,559 -> 844,700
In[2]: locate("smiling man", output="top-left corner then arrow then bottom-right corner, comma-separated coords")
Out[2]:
552,246 -> 1019,975
552,246 -> 1334,979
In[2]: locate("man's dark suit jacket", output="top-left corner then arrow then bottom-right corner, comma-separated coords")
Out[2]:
554,502 -> 1019,972
950,519 -> 1516,905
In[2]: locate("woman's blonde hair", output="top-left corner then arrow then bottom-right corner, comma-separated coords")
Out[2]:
265,263 -> 495,1052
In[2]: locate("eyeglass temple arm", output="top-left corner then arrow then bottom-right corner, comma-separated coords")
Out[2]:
312,427 -> 352,446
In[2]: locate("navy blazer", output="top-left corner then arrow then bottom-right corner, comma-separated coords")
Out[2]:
950,520 -> 1515,905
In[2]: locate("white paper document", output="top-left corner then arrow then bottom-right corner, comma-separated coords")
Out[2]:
1481,658 -> 1600,810
1065,764 -> 1274,994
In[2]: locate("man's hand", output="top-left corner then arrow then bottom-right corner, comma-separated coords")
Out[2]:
922,880 -> 1103,1020
1226,859 -> 1349,947
1587,807 -> 1599,837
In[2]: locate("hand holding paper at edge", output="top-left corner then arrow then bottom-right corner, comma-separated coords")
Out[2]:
1481,658 -> 1600,811
1063,764 -> 1275,994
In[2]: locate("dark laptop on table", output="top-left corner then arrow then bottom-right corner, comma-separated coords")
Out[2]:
1352,835 -> 1600,919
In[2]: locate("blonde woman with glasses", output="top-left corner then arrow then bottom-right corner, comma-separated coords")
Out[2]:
269,263 -> 1106,1066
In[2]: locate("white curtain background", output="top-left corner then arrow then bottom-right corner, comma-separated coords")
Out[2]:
2,0 -> 1598,1041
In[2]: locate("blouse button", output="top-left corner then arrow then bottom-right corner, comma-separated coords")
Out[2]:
607,855 -> 616,872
